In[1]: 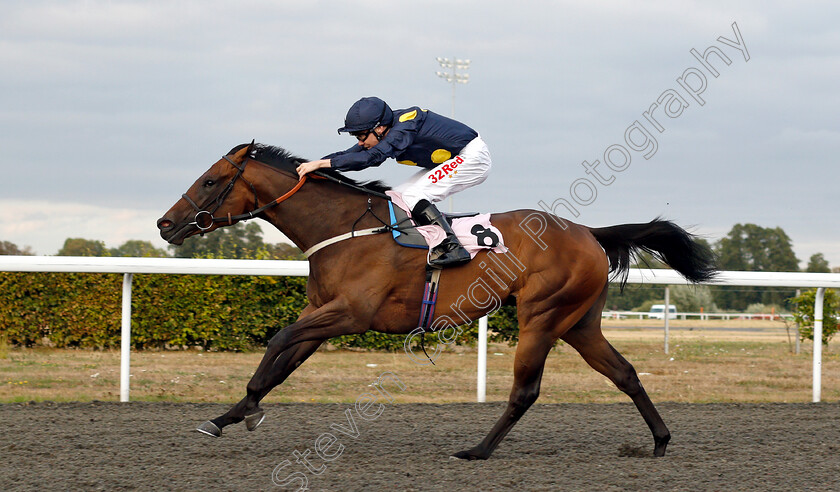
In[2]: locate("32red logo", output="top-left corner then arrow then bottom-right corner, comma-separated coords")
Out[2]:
427,156 -> 463,184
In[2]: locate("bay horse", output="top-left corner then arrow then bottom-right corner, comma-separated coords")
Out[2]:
157,142 -> 716,460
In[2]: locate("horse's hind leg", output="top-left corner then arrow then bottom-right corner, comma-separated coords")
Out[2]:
452,331 -> 553,460
561,295 -> 671,457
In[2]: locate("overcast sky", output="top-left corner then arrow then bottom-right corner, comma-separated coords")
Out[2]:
1,1 -> 838,269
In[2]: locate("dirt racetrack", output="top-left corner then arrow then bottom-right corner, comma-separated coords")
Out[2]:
1,401 -> 838,491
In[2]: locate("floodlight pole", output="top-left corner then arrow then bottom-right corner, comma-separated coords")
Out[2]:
437,57 -> 480,394
435,57 -> 470,213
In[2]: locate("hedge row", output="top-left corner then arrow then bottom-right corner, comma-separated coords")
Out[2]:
0,272 -> 521,351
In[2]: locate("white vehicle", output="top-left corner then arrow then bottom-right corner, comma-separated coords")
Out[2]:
649,304 -> 677,320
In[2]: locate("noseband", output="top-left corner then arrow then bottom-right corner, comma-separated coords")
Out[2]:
182,155 -> 309,232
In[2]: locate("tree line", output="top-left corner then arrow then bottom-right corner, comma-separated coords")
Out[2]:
1,223 -> 303,260
3,222 -> 837,311
1,222 -> 837,348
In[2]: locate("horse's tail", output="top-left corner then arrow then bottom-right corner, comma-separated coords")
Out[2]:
588,218 -> 718,289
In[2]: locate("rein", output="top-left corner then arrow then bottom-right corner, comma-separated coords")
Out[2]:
182,154 -> 393,253
183,155 -> 315,232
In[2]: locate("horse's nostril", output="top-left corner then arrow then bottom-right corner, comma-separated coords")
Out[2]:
157,218 -> 174,230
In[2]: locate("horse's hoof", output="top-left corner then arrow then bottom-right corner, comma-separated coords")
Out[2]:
451,448 -> 488,461
244,410 -> 265,431
196,420 -> 222,438
654,433 -> 670,457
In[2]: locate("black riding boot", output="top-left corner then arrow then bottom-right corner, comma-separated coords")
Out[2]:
411,200 -> 472,268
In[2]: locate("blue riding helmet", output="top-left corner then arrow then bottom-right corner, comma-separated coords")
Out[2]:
337,97 -> 394,134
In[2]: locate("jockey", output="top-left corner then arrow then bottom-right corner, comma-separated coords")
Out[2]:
297,96 -> 492,268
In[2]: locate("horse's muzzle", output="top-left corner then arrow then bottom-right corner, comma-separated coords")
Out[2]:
157,217 -> 186,245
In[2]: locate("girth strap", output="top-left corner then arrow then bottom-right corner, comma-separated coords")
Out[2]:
417,268 -> 442,332
415,267 -> 443,365
303,227 -> 388,258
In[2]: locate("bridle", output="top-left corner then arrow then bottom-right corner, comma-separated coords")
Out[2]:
180,150 -> 394,251
182,154 -> 309,232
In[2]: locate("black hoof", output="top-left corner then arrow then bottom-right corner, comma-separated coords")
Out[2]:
196,420 -> 222,437
244,410 -> 265,432
654,433 -> 670,457
451,448 -> 489,461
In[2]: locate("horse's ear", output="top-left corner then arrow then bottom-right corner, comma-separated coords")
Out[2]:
232,140 -> 255,161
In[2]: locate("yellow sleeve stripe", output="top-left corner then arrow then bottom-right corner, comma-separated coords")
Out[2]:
398,110 -> 418,122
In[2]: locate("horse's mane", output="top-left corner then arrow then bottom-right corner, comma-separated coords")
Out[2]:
227,143 -> 391,194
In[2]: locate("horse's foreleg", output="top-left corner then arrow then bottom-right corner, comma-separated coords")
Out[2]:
199,338 -> 324,436
452,333 -> 553,460
199,300 -> 367,437
562,322 -> 671,457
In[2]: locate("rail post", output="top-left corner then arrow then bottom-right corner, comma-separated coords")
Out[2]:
663,286 -> 670,354
812,287 -> 825,402
795,289 -> 801,355
477,316 -> 487,402
120,273 -> 133,402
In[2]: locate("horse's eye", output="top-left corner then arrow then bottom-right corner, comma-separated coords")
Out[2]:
203,179 -> 216,187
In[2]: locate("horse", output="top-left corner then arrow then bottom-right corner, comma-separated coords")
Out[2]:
157,142 -> 716,460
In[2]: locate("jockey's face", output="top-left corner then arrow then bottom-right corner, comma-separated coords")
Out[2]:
356,125 -> 388,149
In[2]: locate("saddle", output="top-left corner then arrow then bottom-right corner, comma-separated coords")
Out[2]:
387,201 -> 479,250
